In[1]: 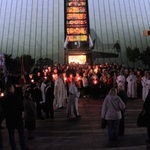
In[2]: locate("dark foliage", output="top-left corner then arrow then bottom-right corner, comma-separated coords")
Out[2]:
35,58 -> 53,68
140,46 -> 150,68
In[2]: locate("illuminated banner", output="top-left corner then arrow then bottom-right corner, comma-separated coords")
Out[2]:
64,0 -> 90,50
68,55 -> 86,64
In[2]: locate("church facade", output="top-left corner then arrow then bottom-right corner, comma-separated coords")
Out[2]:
0,0 -> 150,67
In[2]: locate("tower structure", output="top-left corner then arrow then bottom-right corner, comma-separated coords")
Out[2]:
64,0 -> 93,64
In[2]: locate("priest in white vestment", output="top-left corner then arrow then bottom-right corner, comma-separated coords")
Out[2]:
116,72 -> 126,90
40,78 -> 47,103
141,71 -> 150,101
126,71 -> 137,98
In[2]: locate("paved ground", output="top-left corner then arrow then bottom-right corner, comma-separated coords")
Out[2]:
1,97 -> 150,150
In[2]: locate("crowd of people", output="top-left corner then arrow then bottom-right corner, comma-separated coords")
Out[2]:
0,62 -> 150,149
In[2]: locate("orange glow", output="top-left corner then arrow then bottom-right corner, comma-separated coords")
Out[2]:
68,55 -> 86,64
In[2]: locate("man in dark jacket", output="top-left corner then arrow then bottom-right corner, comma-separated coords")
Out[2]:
117,85 -> 127,136
33,82 -> 44,119
45,80 -> 55,119
1,83 -> 27,150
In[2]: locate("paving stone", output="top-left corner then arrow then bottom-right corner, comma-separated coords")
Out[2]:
1,98 -> 150,150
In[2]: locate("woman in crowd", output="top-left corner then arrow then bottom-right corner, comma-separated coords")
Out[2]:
101,87 -> 125,141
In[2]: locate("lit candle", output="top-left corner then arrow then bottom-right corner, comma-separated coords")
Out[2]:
44,76 -> 47,80
94,80 -> 97,84
64,77 -> 67,81
0,92 -> 4,97
31,79 -> 34,83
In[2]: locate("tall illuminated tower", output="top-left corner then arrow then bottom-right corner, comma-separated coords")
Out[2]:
64,0 -> 93,64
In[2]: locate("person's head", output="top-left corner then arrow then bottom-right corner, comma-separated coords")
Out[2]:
58,72 -> 63,79
144,71 -> 149,77
69,73 -> 73,78
130,71 -> 134,75
137,70 -> 141,75
62,72 -> 66,77
35,82 -> 41,88
109,87 -> 117,96
120,71 -> 123,75
125,69 -> 129,74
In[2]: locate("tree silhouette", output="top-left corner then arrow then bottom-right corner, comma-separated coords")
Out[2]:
35,58 -> 53,68
140,46 -> 150,69
21,54 -> 35,74
126,46 -> 140,67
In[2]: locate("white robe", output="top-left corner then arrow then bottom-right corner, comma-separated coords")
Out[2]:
126,75 -> 137,98
116,75 -> 126,90
54,77 -> 67,108
141,76 -> 150,101
67,83 -> 79,116
40,82 -> 46,102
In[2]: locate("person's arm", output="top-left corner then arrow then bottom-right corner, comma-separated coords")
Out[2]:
101,98 -> 107,118
118,97 -> 126,111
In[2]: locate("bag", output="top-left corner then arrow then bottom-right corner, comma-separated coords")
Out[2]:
137,109 -> 147,127
101,118 -> 107,129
